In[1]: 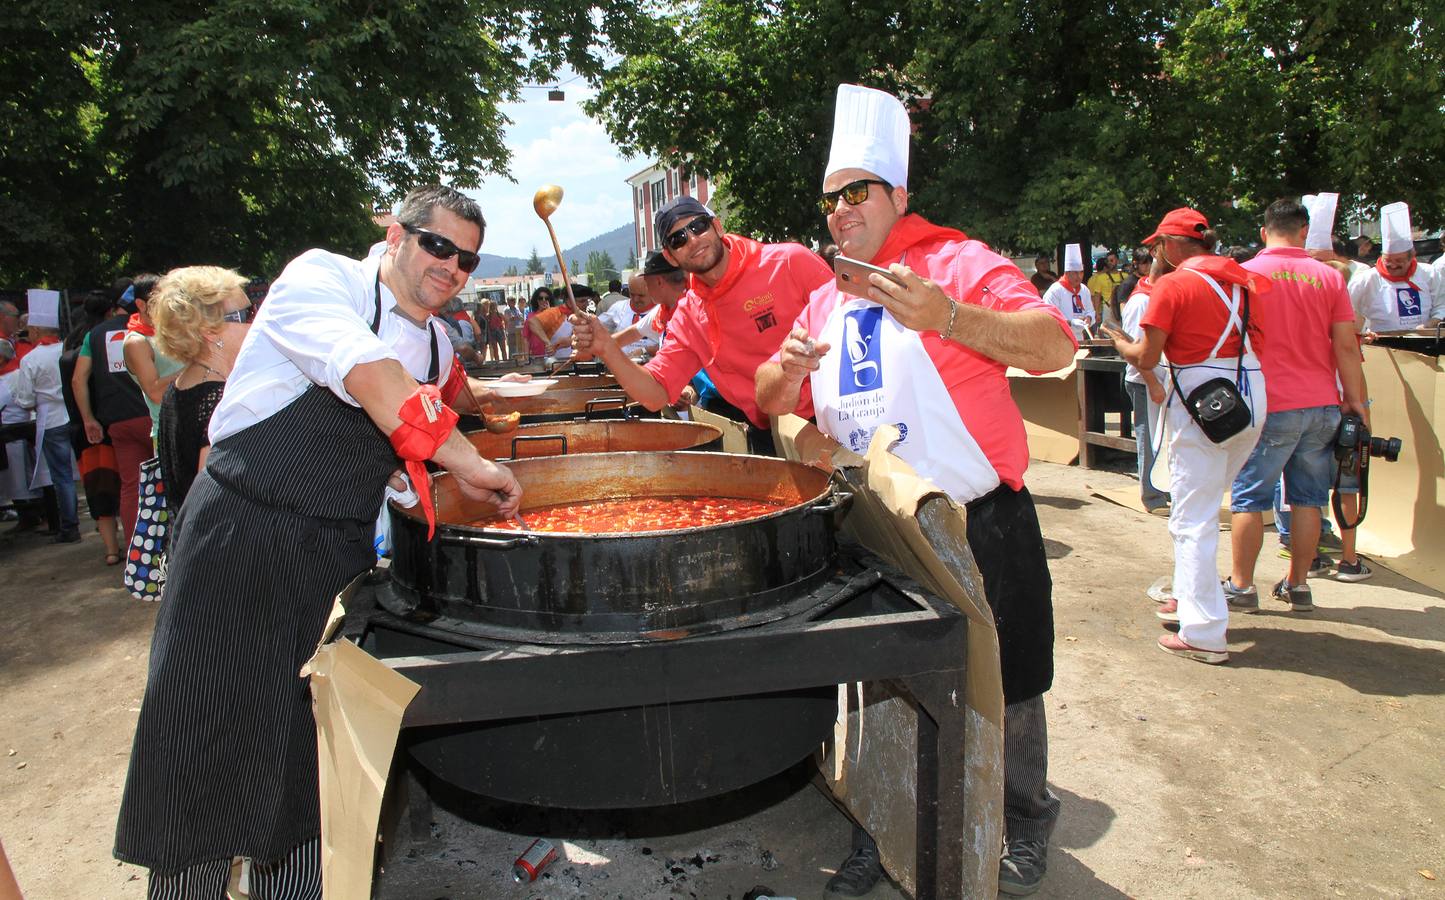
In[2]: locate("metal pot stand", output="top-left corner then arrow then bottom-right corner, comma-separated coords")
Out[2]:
345,541 -> 971,899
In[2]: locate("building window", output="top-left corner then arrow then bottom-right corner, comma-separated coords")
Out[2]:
650,179 -> 665,213
689,171 -> 699,196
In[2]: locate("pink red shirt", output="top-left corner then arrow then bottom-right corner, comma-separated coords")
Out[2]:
645,237 -> 831,427
1241,246 -> 1354,412
783,237 -> 1075,490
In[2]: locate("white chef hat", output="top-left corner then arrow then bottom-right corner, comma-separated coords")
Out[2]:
1380,201 -> 1413,255
1305,193 -> 1338,252
824,84 -> 910,189
26,289 -> 61,329
1063,244 -> 1084,272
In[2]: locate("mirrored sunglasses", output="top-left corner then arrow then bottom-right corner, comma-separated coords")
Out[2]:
664,216 -> 714,251
404,223 -> 482,273
819,179 -> 891,215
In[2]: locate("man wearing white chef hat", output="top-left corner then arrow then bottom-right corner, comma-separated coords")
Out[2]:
1347,201 -> 1444,332
757,82 -> 1077,897
1041,243 -> 1095,338
10,289 -> 79,542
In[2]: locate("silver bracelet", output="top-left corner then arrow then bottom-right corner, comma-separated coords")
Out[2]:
940,300 -> 959,342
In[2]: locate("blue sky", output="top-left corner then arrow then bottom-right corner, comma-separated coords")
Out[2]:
464,83 -> 640,260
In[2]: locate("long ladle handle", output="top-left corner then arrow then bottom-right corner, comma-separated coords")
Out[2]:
542,219 -> 581,314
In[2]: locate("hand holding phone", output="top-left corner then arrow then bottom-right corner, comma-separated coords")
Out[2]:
833,254 -> 906,300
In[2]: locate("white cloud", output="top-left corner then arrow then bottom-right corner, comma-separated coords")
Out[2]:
467,89 -> 643,259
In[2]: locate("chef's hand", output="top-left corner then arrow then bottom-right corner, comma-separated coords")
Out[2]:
868,265 -> 952,333
777,328 -> 832,384
83,416 -> 103,445
569,313 -> 616,359
455,458 -> 522,518
498,372 -> 531,383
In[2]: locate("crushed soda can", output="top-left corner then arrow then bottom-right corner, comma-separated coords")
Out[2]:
512,837 -> 559,883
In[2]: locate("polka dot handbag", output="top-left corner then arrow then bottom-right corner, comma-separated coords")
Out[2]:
123,457 -> 170,602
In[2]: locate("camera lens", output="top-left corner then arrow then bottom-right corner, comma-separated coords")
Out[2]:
1371,436 -> 1403,462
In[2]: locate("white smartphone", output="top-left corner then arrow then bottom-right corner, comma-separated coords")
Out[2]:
833,254 -> 905,299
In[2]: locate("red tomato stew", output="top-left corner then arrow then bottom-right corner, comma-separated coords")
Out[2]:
473,496 -> 789,533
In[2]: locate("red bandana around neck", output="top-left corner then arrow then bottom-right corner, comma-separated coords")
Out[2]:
389,384 -> 460,540
126,313 -> 155,337
1376,255 -> 1420,286
1177,254 -> 1272,296
687,233 -> 762,364
34,335 -> 61,346
868,214 -> 970,268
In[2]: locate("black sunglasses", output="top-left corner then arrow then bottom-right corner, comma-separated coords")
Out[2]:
664,216 -> 714,251
403,223 -> 481,273
221,306 -> 253,324
819,179 -> 891,215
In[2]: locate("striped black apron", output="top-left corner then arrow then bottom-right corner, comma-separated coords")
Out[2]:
116,279 -> 440,874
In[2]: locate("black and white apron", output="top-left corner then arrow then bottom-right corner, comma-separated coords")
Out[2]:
115,279 -> 441,874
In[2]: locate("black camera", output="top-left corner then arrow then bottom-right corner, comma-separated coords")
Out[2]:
1334,413 -> 1402,475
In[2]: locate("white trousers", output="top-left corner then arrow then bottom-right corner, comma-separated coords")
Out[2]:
1166,364 -> 1266,651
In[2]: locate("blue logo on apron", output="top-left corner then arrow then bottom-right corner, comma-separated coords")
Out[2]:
839,307 -> 884,395
1396,286 -> 1421,318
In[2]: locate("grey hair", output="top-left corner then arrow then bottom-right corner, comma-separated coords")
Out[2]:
0,301 -> 19,317
396,185 -> 486,237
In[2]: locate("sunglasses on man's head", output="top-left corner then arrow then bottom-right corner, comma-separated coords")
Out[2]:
221,306 -> 253,324
819,179 -> 891,216
403,223 -> 481,273
664,216 -> 714,251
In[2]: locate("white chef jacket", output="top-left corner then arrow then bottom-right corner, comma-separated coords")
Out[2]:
1348,260 -> 1444,332
209,249 -> 455,443
1041,280 -> 1095,337
1120,289 -> 1162,385
598,302 -> 659,356
11,342 -> 69,431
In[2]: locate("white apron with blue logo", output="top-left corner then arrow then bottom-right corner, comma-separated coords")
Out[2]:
809,293 -> 1001,503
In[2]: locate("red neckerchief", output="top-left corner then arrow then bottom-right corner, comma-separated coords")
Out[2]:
656,301 -> 677,330
0,337 -> 32,375
1060,278 -> 1084,313
688,233 -> 762,363
1176,254 -> 1272,296
389,384 -> 459,540
34,335 -> 61,346
1132,276 -> 1153,298
1376,255 -> 1421,287
868,213 -> 969,267
126,313 -> 155,337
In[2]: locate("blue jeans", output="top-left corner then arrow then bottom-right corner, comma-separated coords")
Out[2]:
1232,405 -> 1341,512
40,425 -> 78,533
1124,379 -> 1169,509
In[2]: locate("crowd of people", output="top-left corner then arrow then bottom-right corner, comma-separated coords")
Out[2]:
2,75 -> 1440,900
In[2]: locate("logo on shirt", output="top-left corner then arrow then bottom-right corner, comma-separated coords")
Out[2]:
1396,286 -> 1422,318
845,422 -> 908,452
839,307 -> 884,396
753,310 -> 777,332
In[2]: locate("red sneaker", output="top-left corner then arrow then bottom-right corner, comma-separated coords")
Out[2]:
1157,633 -> 1229,665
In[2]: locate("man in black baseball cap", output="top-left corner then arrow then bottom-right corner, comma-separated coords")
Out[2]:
571,197 -> 832,454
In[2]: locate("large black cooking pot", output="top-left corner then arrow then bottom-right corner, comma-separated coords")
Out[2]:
385,452 -> 849,643
466,418 -> 721,460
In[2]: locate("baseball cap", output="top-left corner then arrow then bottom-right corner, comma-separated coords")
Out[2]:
641,250 -> 680,276
654,197 -> 715,242
1143,208 -> 1210,245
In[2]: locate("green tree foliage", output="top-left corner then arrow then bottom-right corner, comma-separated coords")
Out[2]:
503,264 -> 520,276
526,246 -> 545,274
1,0 -> 644,287
585,249 -> 616,285
592,0 -> 1445,253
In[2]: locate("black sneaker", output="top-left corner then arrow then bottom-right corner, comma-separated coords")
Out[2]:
825,829 -> 882,897
998,839 -> 1048,896
1271,578 -> 1314,612
52,529 -> 82,544
1335,558 -> 1373,582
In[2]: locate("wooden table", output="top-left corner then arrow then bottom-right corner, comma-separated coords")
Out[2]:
1075,354 -> 1137,468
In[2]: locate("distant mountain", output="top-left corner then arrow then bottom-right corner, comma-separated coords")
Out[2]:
471,223 -> 636,280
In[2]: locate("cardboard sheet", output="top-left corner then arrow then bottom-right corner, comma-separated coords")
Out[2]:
1007,350 -> 1084,465
302,576 -> 420,900
1350,346 -> 1445,590
686,403 -> 750,453
775,415 -> 1005,898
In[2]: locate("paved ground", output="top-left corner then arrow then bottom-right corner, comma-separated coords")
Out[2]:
2,459 -> 1443,899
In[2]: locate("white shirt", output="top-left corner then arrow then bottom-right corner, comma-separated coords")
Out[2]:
1120,289 -> 1160,384
1347,259 -> 1444,332
597,291 -> 628,315
11,342 -> 69,430
1041,280 -> 1095,337
598,303 -> 659,356
209,249 -> 454,443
